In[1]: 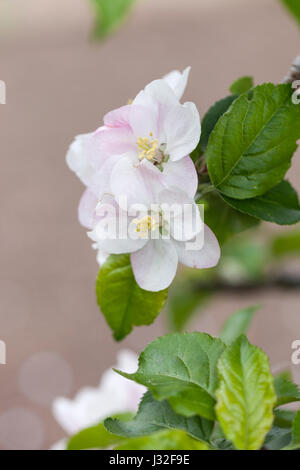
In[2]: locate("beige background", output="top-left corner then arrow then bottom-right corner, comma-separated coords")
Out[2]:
0,0 -> 300,449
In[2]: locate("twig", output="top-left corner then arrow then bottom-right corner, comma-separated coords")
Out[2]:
194,274 -> 300,294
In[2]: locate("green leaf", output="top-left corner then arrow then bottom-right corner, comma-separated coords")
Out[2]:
230,76 -> 254,95
272,228 -> 300,257
264,426 -> 292,450
206,83 -> 300,199
221,180 -> 300,225
115,429 -> 210,450
274,409 -> 296,428
105,391 -> 213,443
215,335 -> 276,450
220,305 -> 259,344
199,95 -> 237,153
284,411 -> 300,450
220,238 -> 267,281
201,192 -> 260,245
274,375 -> 300,406
90,0 -> 136,39
67,422 -> 124,450
167,280 -> 212,332
116,332 -> 225,421
96,254 -> 168,341
280,0 -> 300,26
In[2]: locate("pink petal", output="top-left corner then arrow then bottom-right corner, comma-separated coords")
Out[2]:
104,105 -> 132,128
88,127 -> 136,170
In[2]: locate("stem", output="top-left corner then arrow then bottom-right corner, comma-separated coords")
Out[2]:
194,273 -> 300,293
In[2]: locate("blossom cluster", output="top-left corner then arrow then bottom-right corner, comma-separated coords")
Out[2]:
67,68 -> 220,291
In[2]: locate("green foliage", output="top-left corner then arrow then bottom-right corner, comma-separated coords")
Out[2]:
206,83 -> 300,200
220,237 -> 267,280
199,95 -> 237,153
230,76 -> 254,95
274,375 -> 300,406
96,254 -> 167,340
271,228 -> 300,257
116,333 -> 225,420
202,193 -> 260,245
215,335 -> 276,450
280,0 -> 300,26
284,411 -> 300,450
105,391 -> 213,443
167,280 -> 212,332
115,429 -> 210,450
72,313 -> 300,451
90,0 -> 136,38
220,305 -> 259,344
67,417 -> 128,450
222,180 -> 300,225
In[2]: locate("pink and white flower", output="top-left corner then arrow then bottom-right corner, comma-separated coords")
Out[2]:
88,182 -> 220,292
66,68 -> 200,232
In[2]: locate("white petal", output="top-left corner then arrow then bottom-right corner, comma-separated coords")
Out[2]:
50,439 -> 67,450
78,189 -> 98,229
66,133 -> 94,186
88,200 -> 148,254
163,66 -> 191,100
129,105 -> 159,140
96,250 -> 109,266
164,102 -> 201,161
174,224 -> 220,269
131,239 -> 178,291
110,157 -> 163,209
162,156 -> 198,198
52,397 -> 84,435
134,79 -> 179,108
157,188 -> 202,241
171,202 -> 203,242
143,79 -> 179,107
89,153 -> 122,198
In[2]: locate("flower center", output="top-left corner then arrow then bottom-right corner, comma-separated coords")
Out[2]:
133,215 -> 159,239
137,132 -> 164,165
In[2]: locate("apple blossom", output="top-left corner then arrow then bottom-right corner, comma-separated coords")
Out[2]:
66,68 -> 200,235
51,350 -> 145,450
88,180 -> 220,292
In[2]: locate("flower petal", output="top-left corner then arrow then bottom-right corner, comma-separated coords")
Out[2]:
131,239 -> 178,291
78,189 -> 98,229
110,157 -> 163,209
173,224 -> 220,269
163,66 -> 191,100
104,105 -> 132,128
89,126 -> 136,170
89,153 -> 122,198
66,133 -> 94,186
162,155 -> 198,198
129,105 -> 159,140
164,102 -> 201,161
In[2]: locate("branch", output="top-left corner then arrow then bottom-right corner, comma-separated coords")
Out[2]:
194,273 -> 300,294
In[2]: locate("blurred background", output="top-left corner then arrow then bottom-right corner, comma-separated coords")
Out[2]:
0,0 -> 300,450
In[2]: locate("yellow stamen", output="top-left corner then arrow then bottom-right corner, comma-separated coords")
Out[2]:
137,134 -> 160,162
133,215 -> 159,238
